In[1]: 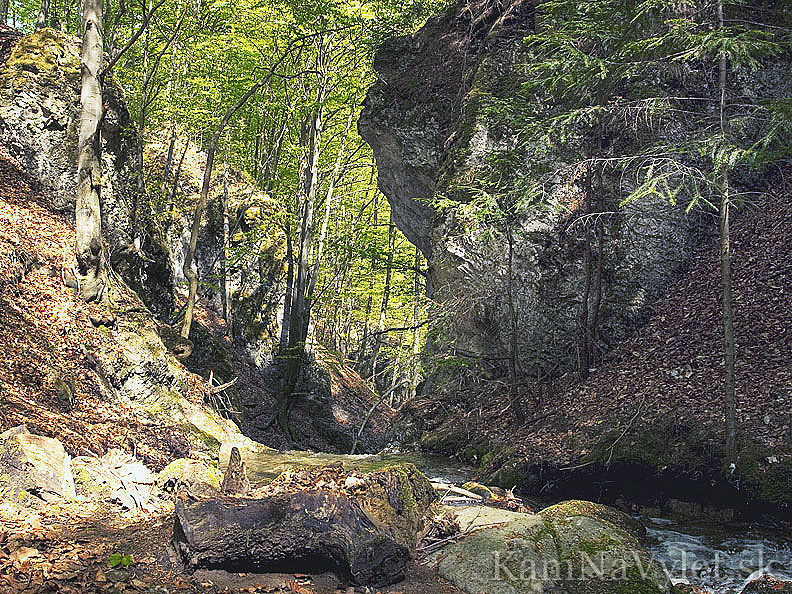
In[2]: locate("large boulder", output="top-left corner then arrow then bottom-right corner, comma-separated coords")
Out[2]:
540,500 -> 646,540
156,457 -> 223,501
173,464 -> 435,586
0,425 -> 76,503
71,449 -> 154,511
430,505 -> 670,594
93,313 -> 261,461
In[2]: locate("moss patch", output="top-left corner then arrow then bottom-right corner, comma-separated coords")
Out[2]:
540,500 -> 646,540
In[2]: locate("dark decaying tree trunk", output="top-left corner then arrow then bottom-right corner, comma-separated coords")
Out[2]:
173,465 -> 434,587
174,493 -> 409,586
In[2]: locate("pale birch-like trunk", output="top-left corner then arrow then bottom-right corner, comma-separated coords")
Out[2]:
36,0 -> 50,30
718,0 -> 737,463
74,0 -> 105,302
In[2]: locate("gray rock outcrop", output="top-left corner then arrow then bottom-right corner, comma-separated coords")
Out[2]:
0,425 -> 76,503
359,1 -> 789,378
0,28 -> 173,318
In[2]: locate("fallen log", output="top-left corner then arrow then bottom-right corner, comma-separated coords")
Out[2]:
173,464 -> 435,587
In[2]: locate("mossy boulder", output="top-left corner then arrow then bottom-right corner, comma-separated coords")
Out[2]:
355,463 -> 436,555
430,507 -> 669,594
540,500 -> 646,540
94,315 -> 259,461
157,458 -> 223,498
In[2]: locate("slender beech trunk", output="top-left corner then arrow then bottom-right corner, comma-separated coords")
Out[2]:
134,0 -> 150,231
264,116 -> 287,194
718,0 -> 737,463
62,0 -> 70,31
222,176 -> 233,336
167,136 -> 189,208
279,225 -> 294,354
36,0 -> 50,30
371,213 -> 395,387
410,245 -> 422,400
74,0 -> 105,302
278,103 -> 323,430
306,108 -> 354,304
359,180 -> 378,366
162,126 -> 177,192
1,0 -> 9,26
578,162 -> 595,382
506,225 -> 520,389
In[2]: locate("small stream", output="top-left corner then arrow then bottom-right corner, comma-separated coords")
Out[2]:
645,518 -> 792,593
232,447 -> 792,593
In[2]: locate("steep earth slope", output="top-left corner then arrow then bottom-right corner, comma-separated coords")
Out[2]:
416,178 -> 792,513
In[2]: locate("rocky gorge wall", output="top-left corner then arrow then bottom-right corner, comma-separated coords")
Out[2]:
0,28 -> 175,318
358,1 -> 696,378
359,0 -> 788,379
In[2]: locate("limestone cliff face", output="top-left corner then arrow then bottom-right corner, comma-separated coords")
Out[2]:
360,1 -> 706,377
0,28 -> 173,317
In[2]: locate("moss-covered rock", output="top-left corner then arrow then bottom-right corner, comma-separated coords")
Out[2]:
430,506 -> 669,594
1,28 -> 174,317
356,463 -> 436,555
157,458 -> 223,498
541,500 -> 646,540
94,314 -> 259,461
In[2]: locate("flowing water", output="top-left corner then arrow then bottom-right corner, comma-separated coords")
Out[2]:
645,518 -> 792,593
232,446 -> 792,593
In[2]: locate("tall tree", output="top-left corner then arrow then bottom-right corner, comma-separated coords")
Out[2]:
73,0 -> 105,302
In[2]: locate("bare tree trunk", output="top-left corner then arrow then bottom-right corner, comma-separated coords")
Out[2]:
222,176 -> 233,336
371,213 -> 395,388
279,225 -> 294,354
167,136 -> 189,208
506,225 -> 520,389
359,180 -> 377,368
577,164 -> 594,382
307,108 -> 354,303
0,0 -> 9,26
278,101 -> 323,431
74,0 -> 105,302
162,126 -> 177,192
36,0 -> 50,30
134,0 -> 150,232
718,0 -> 737,464
409,246 -> 422,400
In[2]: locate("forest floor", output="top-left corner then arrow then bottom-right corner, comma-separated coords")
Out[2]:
419,169 -> 792,504
0,142 -> 459,592
0,496 -> 465,594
